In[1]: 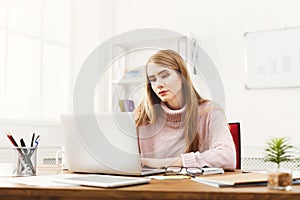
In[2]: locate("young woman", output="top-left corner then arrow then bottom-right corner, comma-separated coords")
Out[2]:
135,49 -> 236,170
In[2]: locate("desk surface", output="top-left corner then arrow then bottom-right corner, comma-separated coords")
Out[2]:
1,166 -> 300,200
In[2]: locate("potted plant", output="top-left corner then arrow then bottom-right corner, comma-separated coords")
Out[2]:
264,137 -> 294,190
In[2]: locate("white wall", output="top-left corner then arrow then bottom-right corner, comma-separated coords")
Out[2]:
72,0 -> 114,113
0,120 -> 62,148
108,0 -> 300,157
2,0 -> 300,159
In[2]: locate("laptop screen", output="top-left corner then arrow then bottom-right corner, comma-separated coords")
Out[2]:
61,113 -> 143,175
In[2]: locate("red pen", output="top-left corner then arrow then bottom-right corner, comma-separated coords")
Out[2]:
6,133 -> 19,147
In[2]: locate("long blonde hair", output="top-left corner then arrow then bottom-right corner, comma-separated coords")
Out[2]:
135,49 -> 207,152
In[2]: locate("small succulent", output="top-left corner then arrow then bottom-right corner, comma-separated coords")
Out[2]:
264,137 -> 294,168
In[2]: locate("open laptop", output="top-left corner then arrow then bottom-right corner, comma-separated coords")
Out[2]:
60,113 -> 164,176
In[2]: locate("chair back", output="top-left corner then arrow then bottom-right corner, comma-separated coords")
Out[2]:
228,122 -> 241,169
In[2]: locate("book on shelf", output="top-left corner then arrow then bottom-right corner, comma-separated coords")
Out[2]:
119,99 -> 135,112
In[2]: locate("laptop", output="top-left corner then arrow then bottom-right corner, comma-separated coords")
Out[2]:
60,113 -> 165,176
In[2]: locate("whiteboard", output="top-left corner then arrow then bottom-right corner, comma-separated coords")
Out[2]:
245,27 -> 300,89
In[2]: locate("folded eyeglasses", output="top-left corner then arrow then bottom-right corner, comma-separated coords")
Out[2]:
165,167 -> 203,176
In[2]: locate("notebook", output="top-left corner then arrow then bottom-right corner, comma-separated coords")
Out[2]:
191,172 -> 268,187
192,171 -> 300,188
61,113 -> 165,176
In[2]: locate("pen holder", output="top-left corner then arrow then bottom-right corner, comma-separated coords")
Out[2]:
11,147 -> 37,177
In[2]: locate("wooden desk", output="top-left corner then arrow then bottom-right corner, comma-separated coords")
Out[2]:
1,166 -> 300,200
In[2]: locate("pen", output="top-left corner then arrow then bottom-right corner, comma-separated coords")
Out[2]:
34,135 -> 40,147
20,138 -> 35,173
149,175 -> 190,180
6,133 -> 21,174
35,135 -> 40,145
6,133 -> 19,147
28,135 -> 40,157
30,132 -> 35,147
26,134 -> 40,174
20,138 -> 28,154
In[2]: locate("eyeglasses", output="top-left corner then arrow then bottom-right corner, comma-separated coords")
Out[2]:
165,167 -> 203,176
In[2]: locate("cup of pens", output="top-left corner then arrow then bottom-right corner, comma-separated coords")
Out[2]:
6,133 -> 40,177
12,146 -> 37,176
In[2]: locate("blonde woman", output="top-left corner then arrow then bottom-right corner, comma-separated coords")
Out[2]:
135,49 -> 236,170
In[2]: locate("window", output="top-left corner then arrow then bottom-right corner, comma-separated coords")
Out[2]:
0,0 -> 71,121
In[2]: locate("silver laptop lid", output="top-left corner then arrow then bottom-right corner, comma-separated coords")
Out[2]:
61,113 -> 143,175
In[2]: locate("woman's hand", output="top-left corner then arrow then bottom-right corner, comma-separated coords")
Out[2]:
141,157 -> 182,168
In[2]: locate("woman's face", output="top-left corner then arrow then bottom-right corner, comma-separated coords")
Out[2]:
147,63 -> 183,109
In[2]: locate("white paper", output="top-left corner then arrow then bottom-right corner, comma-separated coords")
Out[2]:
1,174 -> 81,187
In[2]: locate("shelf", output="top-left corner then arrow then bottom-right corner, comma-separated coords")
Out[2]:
112,78 -> 144,85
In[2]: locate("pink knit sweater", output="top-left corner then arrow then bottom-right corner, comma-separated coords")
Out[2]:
138,101 -> 236,170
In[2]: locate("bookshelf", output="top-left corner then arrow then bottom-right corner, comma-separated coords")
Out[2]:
110,36 -> 188,112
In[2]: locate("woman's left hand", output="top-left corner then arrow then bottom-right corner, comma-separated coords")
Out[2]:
140,157 -> 182,168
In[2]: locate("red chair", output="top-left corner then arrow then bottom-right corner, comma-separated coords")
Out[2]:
228,122 -> 241,169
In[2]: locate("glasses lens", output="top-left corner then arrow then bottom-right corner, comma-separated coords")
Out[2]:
187,168 -> 203,175
166,167 -> 182,173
